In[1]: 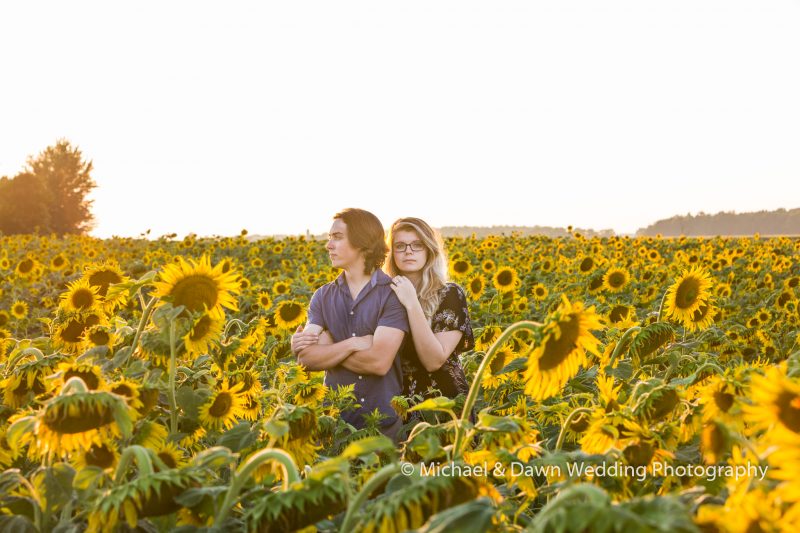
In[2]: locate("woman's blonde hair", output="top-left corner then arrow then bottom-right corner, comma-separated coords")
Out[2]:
384,217 -> 449,321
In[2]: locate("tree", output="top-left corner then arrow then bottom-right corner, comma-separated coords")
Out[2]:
26,139 -> 97,234
0,173 -> 53,234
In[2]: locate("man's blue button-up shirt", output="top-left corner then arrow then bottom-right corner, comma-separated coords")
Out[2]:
307,268 -> 409,430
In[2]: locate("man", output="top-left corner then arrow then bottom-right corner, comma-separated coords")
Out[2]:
291,208 -> 408,441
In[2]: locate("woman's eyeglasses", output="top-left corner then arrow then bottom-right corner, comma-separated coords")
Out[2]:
393,241 -> 425,253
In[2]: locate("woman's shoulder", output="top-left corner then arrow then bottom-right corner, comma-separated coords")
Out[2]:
437,282 -> 468,309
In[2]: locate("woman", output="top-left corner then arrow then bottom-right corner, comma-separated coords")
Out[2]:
385,217 -> 475,405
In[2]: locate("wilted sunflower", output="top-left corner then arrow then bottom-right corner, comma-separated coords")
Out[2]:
11,300 -> 28,320
60,278 -> 101,313
602,267 -> 630,293
32,380 -> 134,459
153,255 -> 241,320
198,381 -> 247,430
523,295 -> 603,401
274,299 -> 307,330
87,460 -> 203,533
183,313 -> 224,355
664,266 -> 713,326
492,266 -> 519,293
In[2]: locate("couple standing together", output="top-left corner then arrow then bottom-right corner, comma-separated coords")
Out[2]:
290,208 -> 475,442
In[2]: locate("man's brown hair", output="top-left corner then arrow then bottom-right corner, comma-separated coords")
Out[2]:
333,208 -> 388,274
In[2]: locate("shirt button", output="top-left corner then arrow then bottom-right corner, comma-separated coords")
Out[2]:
350,311 -> 354,315
360,398 -> 365,402
358,375 -> 363,380
352,333 -> 356,337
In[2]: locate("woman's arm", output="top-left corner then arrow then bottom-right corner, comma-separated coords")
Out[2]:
405,301 -> 464,372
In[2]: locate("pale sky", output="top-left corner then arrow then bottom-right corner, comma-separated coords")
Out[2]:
1,1 -> 799,238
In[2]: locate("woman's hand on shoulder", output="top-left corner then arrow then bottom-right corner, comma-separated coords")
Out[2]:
389,275 -> 418,309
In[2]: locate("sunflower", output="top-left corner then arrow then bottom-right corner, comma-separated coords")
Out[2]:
698,376 -> 742,430
153,255 -> 241,320
0,310 -> 9,328
50,253 -> 68,271
56,361 -> 106,391
154,441 -> 187,469
577,255 -> 598,275
107,378 -> 144,411
11,300 -> 28,320
700,420 -> 731,464
72,439 -> 120,472
15,257 -> 38,279
33,381 -> 134,459
274,299 -> 307,330
466,274 -> 486,300
607,304 -> 637,329
449,259 -> 473,278
744,365 -> 800,440
82,260 -> 128,307
84,324 -> 118,350
492,266 -> 519,293
52,311 -> 105,354
481,259 -> 496,273
523,295 -> 603,401
60,278 -> 101,313
183,313 -> 224,355
271,279 -> 292,296
198,381 -> 247,431
664,266 -> 713,326
132,421 -> 168,449
293,381 -> 327,406
256,290 -> 273,310
685,300 -> 717,332
602,267 -> 630,293
531,283 -> 549,301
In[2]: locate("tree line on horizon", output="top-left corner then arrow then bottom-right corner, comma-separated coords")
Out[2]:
0,139 -> 96,235
636,208 -> 800,237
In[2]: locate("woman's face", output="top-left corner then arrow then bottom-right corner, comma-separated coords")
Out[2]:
392,229 -> 428,274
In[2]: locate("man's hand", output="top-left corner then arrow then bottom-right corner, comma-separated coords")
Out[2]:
291,325 -> 319,354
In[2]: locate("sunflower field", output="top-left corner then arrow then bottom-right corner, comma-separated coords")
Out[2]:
1,231 -> 799,532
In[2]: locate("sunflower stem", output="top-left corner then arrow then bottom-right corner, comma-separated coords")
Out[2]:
555,407 -> 593,450
123,295 -> 158,367
453,320 -> 542,460
114,445 -> 155,483
215,448 -> 301,524
168,318 -> 179,435
656,290 -> 669,322
607,326 -> 641,367
340,463 -> 401,533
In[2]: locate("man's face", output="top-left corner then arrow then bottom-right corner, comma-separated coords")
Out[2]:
326,219 -> 361,269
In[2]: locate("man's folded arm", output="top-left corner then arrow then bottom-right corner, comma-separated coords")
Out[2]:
296,323 -> 355,370
341,326 -> 405,376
